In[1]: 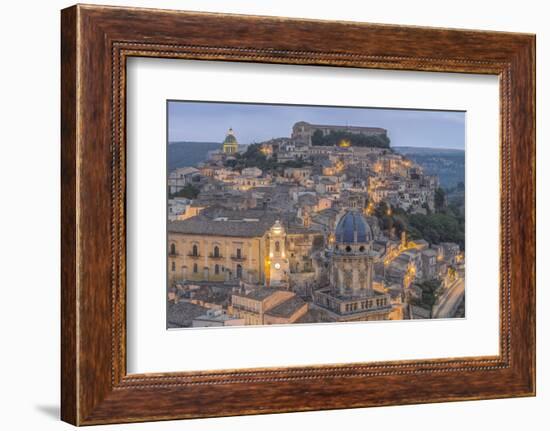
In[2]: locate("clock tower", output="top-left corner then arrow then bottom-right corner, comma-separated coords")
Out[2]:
267,220 -> 289,288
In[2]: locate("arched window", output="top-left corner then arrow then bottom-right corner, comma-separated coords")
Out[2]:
213,245 -> 220,258
170,243 -> 176,255
236,248 -> 242,259
171,261 -> 175,271
193,263 -> 198,273
192,244 -> 198,256
275,241 -> 280,253
215,264 -> 220,275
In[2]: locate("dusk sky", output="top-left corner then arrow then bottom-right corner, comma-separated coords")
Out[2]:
168,101 -> 465,150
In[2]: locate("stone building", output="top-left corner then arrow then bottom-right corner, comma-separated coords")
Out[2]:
168,209 -> 324,289
291,121 -> 388,146
283,167 -> 312,183
385,250 -> 421,289
191,309 -> 245,327
168,210 -> 278,285
314,210 -> 392,321
286,225 -> 325,295
167,166 -> 200,195
230,288 -> 308,325
420,248 -> 438,280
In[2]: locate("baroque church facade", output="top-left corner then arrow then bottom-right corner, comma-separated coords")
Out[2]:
314,210 -> 392,321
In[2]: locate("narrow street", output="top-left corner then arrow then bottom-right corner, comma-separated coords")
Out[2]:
433,278 -> 465,318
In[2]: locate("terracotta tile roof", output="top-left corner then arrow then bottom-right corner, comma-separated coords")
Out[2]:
265,296 -> 306,318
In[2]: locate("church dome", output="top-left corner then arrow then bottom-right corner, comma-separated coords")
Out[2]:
223,128 -> 238,144
335,210 -> 373,244
224,134 -> 237,144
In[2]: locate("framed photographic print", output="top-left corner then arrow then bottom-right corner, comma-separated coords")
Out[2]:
61,4 -> 535,425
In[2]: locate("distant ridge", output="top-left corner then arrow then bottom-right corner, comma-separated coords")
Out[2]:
168,141 -> 219,172
393,146 -> 464,154
394,146 -> 465,189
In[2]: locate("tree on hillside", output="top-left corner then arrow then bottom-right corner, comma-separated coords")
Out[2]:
434,187 -> 446,212
406,213 -> 464,249
311,130 -> 391,148
172,183 -> 200,199
412,279 -> 442,309
311,129 -> 324,146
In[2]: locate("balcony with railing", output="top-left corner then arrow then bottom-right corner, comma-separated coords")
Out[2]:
230,254 -> 247,261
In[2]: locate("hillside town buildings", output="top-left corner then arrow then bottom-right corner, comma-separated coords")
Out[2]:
167,122 -> 465,327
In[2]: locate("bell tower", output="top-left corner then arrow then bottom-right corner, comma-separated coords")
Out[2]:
267,220 -> 289,288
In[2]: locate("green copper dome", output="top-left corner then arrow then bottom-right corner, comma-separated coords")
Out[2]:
224,134 -> 237,144
223,128 -> 238,144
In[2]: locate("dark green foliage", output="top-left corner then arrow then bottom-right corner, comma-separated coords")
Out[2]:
281,159 -> 309,168
403,187 -> 464,247
407,212 -> 465,249
393,217 -> 406,237
223,144 -> 277,171
224,143 -> 311,172
374,201 -> 392,231
311,129 -> 324,145
373,200 -> 464,249
172,183 -> 200,199
374,201 -> 389,219
412,279 -> 442,309
311,130 -> 390,148
445,182 -> 465,217
434,187 -> 446,212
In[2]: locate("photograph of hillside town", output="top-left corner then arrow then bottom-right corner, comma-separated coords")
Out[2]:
167,102 -> 465,329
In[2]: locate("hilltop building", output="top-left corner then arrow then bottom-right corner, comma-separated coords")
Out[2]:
291,121 -> 388,146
